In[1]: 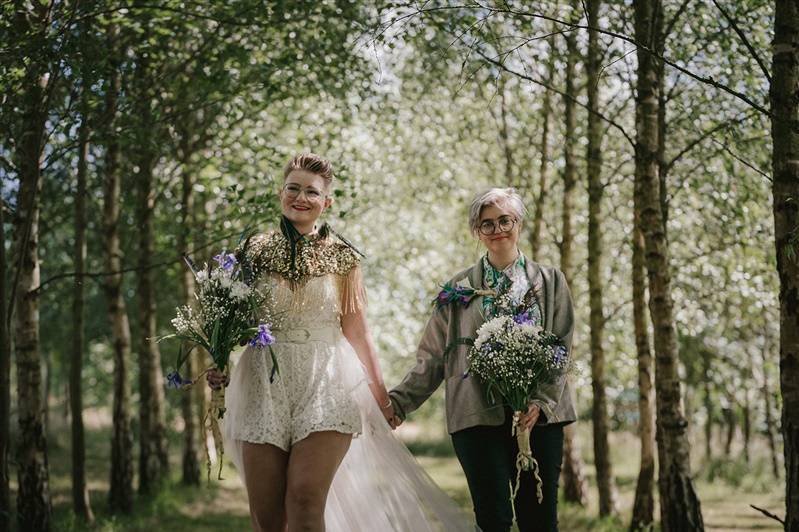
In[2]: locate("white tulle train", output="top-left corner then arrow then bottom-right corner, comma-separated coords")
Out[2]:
223,338 -> 476,532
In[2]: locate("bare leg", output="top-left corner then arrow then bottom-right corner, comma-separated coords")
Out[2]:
242,441 -> 290,532
285,431 -> 352,532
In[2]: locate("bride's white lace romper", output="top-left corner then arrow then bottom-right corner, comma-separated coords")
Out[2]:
222,230 -> 476,531
223,231 -> 364,451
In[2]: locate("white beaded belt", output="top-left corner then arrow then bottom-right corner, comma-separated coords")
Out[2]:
272,327 -> 339,344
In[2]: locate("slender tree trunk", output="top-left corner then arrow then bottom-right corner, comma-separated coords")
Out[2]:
69,104 -> 93,522
630,137 -> 656,532
759,339 -> 780,478
702,350 -> 713,463
742,393 -> 751,464
136,165 -> 170,494
13,77 -> 51,531
741,348 -> 755,465
10,9 -> 53,522
197,198 -> 216,475
771,3 -> 799,527
103,24 -> 134,513
499,80 -> 514,187
0,173 -> 9,532
559,8 -> 578,282
529,34 -> 555,259
179,139 -> 201,486
585,0 -> 616,517
657,44 -> 668,239
723,399 -> 735,457
134,54 -> 169,494
635,1 -> 703,529
558,3 -> 589,505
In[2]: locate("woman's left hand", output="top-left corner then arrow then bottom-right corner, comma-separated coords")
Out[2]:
517,403 -> 541,431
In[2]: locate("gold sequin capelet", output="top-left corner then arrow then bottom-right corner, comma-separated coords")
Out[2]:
238,231 -> 366,315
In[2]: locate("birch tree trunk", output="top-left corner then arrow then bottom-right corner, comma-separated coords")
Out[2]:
499,80 -> 514,187
635,1 -> 704,529
0,172 -> 9,532
559,1 -> 588,505
585,0 -> 616,517
771,2 -> 799,528
134,52 -> 169,493
10,5 -> 52,525
529,34 -> 555,259
702,350 -> 714,463
179,137 -> 201,485
103,23 -> 134,513
559,6 -> 578,282
69,100 -> 93,522
13,75 -> 50,532
629,127 -> 656,532
759,338 -> 780,478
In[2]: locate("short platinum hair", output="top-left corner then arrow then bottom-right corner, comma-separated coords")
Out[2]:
468,187 -> 527,234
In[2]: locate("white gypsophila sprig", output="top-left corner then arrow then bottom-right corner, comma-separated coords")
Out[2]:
171,306 -> 194,335
230,281 -> 250,300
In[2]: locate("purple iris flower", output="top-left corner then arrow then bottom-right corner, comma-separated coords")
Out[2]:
213,251 -> 238,272
513,310 -> 534,325
166,370 -> 192,389
249,323 -> 275,349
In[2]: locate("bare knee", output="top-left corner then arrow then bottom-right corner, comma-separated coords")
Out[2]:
250,502 -> 286,532
285,481 -> 327,530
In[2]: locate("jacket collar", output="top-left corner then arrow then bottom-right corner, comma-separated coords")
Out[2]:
468,255 -> 485,291
524,256 -> 545,303
465,252 -> 544,319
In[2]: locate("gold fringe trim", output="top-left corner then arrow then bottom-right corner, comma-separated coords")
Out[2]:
338,265 -> 367,315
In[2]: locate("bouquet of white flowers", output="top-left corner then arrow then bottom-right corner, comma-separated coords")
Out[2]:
162,236 -> 276,480
467,310 -> 568,503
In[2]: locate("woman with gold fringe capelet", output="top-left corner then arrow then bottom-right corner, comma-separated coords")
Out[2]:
223,218 -> 475,531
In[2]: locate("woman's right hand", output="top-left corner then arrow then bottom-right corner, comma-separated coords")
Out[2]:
206,368 -> 229,390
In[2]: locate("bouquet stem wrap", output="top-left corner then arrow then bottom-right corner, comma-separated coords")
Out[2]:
191,366 -> 228,483
200,366 -> 227,483
511,411 -> 543,505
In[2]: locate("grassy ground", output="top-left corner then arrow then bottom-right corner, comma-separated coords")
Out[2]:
7,417 -> 784,531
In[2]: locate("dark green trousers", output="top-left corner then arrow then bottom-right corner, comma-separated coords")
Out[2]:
451,415 -> 565,532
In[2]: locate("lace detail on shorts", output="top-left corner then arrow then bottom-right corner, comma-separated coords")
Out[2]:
224,274 -> 361,451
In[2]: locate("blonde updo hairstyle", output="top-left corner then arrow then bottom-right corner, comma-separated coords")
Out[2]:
283,152 -> 334,188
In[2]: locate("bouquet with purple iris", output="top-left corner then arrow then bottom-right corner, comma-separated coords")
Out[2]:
466,311 -> 568,504
161,236 -> 276,480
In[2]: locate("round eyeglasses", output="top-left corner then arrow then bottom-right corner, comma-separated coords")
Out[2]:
478,215 -> 517,235
283,183 -> 326,202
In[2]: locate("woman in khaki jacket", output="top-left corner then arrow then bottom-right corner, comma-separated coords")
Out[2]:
389,187 -> 576,532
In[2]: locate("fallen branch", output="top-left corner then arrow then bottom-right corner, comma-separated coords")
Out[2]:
750,504 -> 785,526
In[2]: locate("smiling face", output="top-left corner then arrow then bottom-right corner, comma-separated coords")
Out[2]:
279,169 -> 333,232
476,203 -> 521,256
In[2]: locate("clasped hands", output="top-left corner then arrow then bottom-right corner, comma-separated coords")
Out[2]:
381,401 -> 402,430
371,383 -> 402,430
